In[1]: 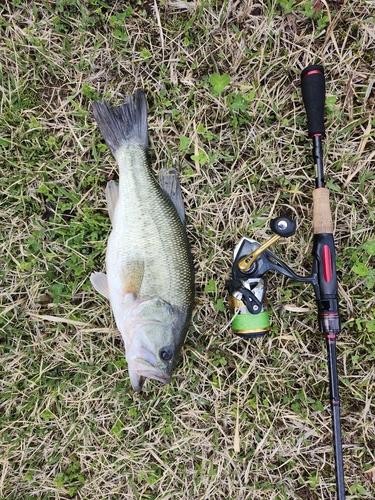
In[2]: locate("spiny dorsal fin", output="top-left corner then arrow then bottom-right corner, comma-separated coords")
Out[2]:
105,180 -> 119,225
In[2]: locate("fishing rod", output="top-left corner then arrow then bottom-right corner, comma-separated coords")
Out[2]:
226,65 -> 345,498
301,65 -> 345,499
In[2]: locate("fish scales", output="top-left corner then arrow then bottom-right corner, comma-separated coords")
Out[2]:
90,90 -> 194,391
109,145 -> 192,311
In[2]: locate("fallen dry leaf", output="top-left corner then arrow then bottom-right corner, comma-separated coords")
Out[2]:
313,0 -> 324,13
364,466 -> 375,483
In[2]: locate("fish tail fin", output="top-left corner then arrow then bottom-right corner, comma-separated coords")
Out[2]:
93,89 -> 148,155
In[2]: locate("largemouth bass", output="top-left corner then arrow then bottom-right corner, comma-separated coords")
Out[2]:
90,90 -> 194,391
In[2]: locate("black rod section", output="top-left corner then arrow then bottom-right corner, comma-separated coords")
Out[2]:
301,65 -> 326,188
326,334 -> 345,499
312,135 -> 325,188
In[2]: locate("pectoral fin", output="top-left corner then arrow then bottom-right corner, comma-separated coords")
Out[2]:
90,272 -> 110,299
122,259 -> 145,295
105,180 -> 119,225
158,168 -> 185,225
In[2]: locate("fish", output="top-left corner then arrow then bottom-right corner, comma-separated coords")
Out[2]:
90,89 -> 194,391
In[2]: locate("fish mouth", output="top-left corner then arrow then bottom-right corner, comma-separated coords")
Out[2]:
129,358 -> 172,391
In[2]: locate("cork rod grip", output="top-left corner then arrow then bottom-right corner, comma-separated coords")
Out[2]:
313,188 -> 333,234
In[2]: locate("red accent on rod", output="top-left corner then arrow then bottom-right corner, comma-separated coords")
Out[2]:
302,69 -> 323,78
323,245 -> 333,282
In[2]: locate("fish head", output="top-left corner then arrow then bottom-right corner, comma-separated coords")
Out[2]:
123,298 -> 188,391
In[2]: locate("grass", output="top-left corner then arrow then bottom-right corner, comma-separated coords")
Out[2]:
0,0 -> 374,498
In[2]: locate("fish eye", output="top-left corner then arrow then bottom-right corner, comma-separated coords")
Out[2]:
159,347 -> 173,361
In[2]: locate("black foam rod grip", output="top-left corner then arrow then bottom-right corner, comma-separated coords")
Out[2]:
301,65 -> 326,137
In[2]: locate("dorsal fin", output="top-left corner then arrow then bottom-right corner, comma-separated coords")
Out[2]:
105,180 -> 119,225
158,168 -> 186,225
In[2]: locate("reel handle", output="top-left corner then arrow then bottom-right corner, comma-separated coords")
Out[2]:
301,65 -> 326,137
270,216 -> 296,237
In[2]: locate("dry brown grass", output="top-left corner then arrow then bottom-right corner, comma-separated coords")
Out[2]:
1,0 -> 374,498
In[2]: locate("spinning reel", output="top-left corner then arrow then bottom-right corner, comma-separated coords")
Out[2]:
227,216 -> 300,338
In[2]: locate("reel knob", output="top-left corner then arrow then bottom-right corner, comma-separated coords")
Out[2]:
270,216 -> 296,237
